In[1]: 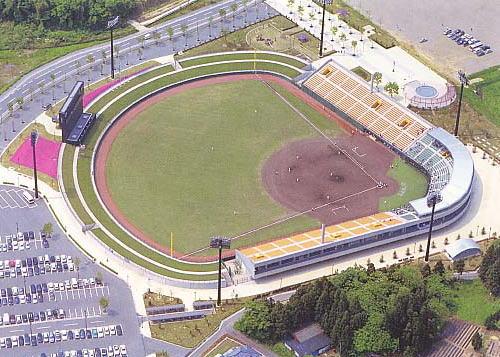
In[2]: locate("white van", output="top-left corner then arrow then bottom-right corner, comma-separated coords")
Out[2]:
2,313 -> 9,325
22,191 -> 35,204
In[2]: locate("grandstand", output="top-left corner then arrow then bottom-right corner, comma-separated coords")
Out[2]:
302,62 -> 431,152
236,60 -> 474,279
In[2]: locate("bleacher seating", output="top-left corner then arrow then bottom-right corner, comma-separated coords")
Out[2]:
404,133 -> 453,195
303,62 -> 432,151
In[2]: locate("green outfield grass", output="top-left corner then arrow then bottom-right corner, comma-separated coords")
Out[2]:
105,80 -> 325,254
65,60 -> 301,275
464,65 -> 500,127
378,158 -> 428,211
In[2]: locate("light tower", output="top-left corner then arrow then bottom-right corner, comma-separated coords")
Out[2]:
30,131 -> 39,199
210,236 -> 231,306
107,16 -> 120,79
454,70 -> 469,137
425,192 -> 442,262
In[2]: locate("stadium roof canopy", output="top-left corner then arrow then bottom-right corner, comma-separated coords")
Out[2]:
410,127 -> 474,216
445,238 -> 481,261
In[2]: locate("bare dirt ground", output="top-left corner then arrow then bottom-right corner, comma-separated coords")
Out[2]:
262,136 -> 398,226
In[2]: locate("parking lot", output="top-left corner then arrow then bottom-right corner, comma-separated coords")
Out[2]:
0,185 -> 147,356
345,0 -> 500,75
0,188 -> 39,210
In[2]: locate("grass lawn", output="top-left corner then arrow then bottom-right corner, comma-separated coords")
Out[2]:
269,342 -> 296,357
106,80 -> 330,253
176,16 -> 318,60
0,43 -> 99,94
150,300 -> 246,348
452,279 -> 500,325
378,158 -> 428,211
205,337 -> 242,357
352,66 -> 371,82
464,65 -> 500,127
179,52 -> 306,69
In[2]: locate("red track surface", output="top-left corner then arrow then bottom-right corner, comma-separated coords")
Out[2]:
94,74 -> 391,262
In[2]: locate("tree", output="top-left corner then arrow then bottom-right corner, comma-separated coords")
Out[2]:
234,300 -> 273,342
7,101 -> 14,118
453,260 -> 465,275
287,0 -> 294,14
230,3 -> 238,28
242,0 -> 249,22
384,81 -> 400,97
308,11 -> 315,27
339,32 -> 347,49
99,297 -> 109,312
42,222 -> 53,237
73,256 -> 80,274
421,264 -> 431,278
16,97 -> 24,110
219,8 -> 227,29
351,40 -> 357,56
138,34 -> 146,48
101,50 -> 107,65
331,26 -> 338,41
86,54 -> 94,70
354,314 -> 398,354
152,30 -> 161,46
166,27 -> 174,47
471,331 -> 482,351
433,260 -> 446,275
479,241 -> 500,296
373,72 -> 382,91
366,262 -> 375,274
297,5 -> 304,20
485,311 -> 500,330
181,24 -> 188,46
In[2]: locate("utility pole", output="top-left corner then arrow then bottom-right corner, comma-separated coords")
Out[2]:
30,131 -> 39,199
454,70 -> 469,137
107,16 -> 120,79
425,193 -> 441,262
319,0 -> 333,57
210,237 -> 231,306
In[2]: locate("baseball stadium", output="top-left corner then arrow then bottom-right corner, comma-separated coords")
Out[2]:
60,51 -> 474,284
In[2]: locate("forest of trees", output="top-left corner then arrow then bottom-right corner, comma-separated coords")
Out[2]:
236,264 -> 456,356
0,0 -> 138,30
479,240 -> 500,297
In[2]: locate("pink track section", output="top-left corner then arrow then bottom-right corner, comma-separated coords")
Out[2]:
11,136 -> 61,179
83,66 -> 153,107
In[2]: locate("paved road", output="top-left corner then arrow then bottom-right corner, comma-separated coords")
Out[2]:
0,185 -> 147,356
0,0 -> 277,151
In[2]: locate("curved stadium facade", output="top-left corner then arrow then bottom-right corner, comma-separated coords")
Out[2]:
236,60 -> 474,279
